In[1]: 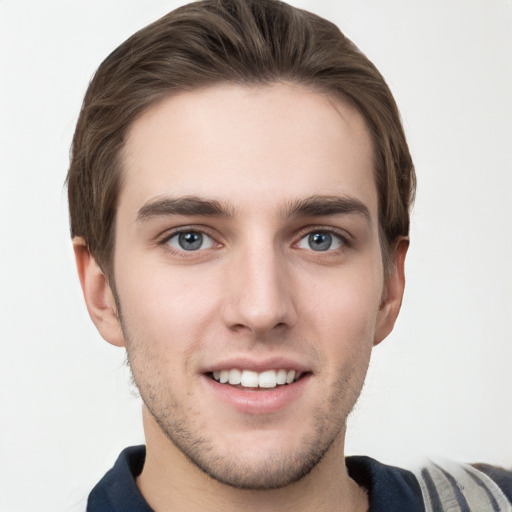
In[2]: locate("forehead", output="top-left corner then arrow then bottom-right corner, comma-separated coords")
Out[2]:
119,83 -> 377,218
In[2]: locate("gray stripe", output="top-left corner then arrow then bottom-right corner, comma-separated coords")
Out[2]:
464,467 -> 500,512
415,460 -> 512,512
434,463 -> 471,512
421,467 -> 445,511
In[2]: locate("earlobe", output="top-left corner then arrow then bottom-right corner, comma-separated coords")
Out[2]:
374,237 -> 409,346
73,237 -> 125,347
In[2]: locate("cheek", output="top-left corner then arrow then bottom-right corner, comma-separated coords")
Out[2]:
115,261 -> 221,351
300,262 -> 384,338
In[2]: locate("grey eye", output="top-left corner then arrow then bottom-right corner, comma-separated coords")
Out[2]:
309,232 -> 332,251
297,231 -> 343,252
167,231 -> 214,251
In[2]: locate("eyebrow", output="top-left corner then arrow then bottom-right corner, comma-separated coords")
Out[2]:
136,194 -> 370,223
137,196 -> 234,221
282,195 -> 371,221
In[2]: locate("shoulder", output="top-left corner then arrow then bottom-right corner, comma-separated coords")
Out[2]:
472,462 -> 512,502
346,456 -> 425,511
87,446 -> 151,512
413,459 -> 512,511
346,456 -> 512,512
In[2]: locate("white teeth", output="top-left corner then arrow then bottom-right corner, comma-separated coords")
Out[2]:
276,369 -> 287,385
212,368 -> 302,388
228,368 -> 242,385
258,370 -> 277,388
241,370 -> 259,387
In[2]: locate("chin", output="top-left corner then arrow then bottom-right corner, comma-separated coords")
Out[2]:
186,443 -> 333,490
155,411 -> 342,491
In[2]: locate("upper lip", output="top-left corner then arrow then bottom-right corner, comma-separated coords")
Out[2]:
202,356 -> 311,374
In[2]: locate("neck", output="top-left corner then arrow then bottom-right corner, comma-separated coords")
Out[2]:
136,407 -> 368,512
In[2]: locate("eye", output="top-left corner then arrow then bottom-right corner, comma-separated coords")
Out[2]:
297,231 -> 345,252
166,230 -> 215,251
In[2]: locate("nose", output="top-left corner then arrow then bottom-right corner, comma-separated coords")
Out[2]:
221,243 -> 298,336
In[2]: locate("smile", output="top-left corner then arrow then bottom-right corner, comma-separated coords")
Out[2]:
211,369 -> 304,389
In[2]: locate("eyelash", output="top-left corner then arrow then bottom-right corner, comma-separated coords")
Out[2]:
158,226 -> 221,256
157,225 -> 352,256
294,226 -> 351,252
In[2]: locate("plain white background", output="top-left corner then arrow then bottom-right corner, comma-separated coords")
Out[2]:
1,1 -> 511,510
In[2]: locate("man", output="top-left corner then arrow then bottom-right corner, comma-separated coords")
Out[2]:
67,0 -> 512,510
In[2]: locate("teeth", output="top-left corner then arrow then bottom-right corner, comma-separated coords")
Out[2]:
286,370 -> 296,384
276,369 -> 287,385
241,370 -> 259,387
228,369 -> 242,385
259,370 -> 277,388
211,368 -> 302,388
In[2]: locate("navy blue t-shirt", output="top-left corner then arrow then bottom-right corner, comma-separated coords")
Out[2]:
87,446 -> 512,511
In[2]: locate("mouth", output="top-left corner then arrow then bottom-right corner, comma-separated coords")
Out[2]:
203,361 -> 312,414
208,368 -> 306,390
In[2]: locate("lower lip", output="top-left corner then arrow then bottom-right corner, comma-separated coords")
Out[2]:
201,374 -> 311,415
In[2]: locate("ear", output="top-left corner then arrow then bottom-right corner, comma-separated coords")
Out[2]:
374,237 -> 409,346
73,237 -> 125,347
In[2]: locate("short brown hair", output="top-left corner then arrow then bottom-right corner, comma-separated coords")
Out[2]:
67,0 -> 415,277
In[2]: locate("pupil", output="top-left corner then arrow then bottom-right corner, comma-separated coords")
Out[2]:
309,232 -> 331,251
179,232 -> 203,250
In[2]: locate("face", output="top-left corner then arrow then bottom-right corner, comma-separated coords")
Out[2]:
107,83 -> 400,489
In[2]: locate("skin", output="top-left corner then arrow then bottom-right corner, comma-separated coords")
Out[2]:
75,83 -> 407,512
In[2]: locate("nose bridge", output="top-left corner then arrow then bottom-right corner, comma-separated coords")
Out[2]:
222,235 -> 296,334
